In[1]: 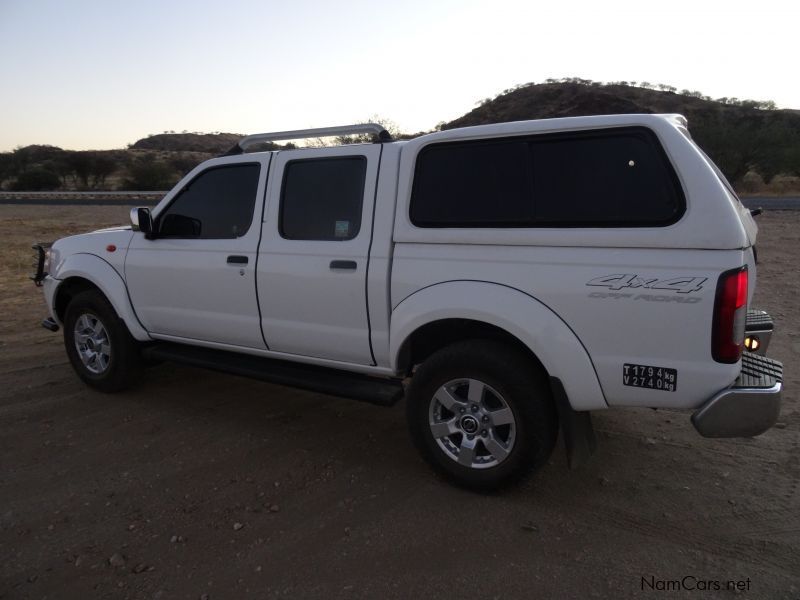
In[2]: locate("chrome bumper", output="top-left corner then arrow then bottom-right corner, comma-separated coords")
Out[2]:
692,354 -> 783,438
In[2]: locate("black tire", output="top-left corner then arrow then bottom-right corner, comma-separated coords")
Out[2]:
406,340 -> 558,490
63,290 -> 142,392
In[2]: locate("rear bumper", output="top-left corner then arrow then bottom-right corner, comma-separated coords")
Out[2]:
692,354 -> 783,437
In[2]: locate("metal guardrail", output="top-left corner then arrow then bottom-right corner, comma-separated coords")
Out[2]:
1,191 -> 799,210
0,191 -> 168,196
0,191 -> 165,206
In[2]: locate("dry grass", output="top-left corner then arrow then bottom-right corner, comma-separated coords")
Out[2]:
739,172 -> 800,196
0,206 -> 130,335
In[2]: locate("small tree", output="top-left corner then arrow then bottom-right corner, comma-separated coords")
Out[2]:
64,152 -> 93,188
87,152 -> 117,188
168,154 -> 194,177
123,154 -> 176,191
11,168 -> 61,191
0,153 -> 15,189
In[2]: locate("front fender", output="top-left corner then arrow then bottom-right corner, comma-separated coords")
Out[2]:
51,253 -> 151,341
389,281 -> 607,411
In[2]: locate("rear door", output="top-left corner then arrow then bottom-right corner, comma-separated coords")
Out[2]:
257,145 -> 381,364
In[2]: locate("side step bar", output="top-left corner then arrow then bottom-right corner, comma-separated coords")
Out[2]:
142,342 -> 404,406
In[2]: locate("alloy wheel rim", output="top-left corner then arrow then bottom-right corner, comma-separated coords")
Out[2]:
428,378 -> 517,469
73,313 -> 111,374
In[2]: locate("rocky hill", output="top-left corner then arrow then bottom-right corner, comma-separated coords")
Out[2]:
2,81 -> 798,192
443,81 -> 800,185
129,132 -> 241,153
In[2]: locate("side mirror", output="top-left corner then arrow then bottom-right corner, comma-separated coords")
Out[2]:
130,207 -> 154,237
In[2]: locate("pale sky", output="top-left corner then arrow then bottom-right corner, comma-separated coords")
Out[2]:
1,0 -> 797,151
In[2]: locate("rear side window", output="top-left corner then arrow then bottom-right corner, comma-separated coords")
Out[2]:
159,163 -> 260,238
411,141 -> 531,226
280,157 -> 366,241
410,127 -> 684,228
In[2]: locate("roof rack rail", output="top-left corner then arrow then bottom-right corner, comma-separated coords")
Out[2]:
223,123 -> 392,155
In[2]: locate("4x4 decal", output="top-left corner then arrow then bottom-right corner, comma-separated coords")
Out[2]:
586,274 -> 707,294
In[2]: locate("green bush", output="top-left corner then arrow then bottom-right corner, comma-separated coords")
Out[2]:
123,155 -> 177,191
11,168 -> 61,191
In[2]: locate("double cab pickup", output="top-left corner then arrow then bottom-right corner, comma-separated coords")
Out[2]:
33,115 -> 783,488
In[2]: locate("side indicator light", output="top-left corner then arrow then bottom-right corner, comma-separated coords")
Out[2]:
106,244 -> 117,252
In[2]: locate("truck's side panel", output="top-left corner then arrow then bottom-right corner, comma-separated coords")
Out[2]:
48,253 -> 151,341
387,115 -> 752,410
390,244 -> 743,409
388,280 -> 608,411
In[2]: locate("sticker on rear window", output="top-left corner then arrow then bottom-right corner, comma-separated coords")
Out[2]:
623,363 -> 677,392
335,220 -> 350,238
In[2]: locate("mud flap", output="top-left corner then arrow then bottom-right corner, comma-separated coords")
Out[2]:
550,377 -> 597,469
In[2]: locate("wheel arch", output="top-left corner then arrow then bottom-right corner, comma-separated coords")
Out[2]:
396,318 -> 547,376
390,281 -> 607,411
54,276 -> 101,322
52,254 -> 151,341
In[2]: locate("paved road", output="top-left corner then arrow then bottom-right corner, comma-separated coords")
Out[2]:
0,191 -> 165,206
0,198 -> 162,206
742,197 -> 800,210
1,194 -> 798,209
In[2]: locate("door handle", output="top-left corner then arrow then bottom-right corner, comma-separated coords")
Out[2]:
227,255 -> 248,265
330,260 -> 357,270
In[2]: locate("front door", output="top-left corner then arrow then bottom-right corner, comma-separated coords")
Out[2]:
125,155 -> 270,349
257,145 -> 381,364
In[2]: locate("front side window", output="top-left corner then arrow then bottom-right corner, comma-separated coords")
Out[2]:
158,163 -> 260,239
410,127 -> 685,228
280,157 -> 366,241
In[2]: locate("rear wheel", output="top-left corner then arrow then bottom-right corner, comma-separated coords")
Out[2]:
63,290 -> 142,392
406,340 -> 557,490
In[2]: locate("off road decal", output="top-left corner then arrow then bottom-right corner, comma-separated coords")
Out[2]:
587,291 -> 702,304
587,274 -> 707,294
623,363 -> 677,392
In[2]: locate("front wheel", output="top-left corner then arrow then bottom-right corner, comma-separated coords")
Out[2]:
406,341 -> 558,490
63,290 -> 142,392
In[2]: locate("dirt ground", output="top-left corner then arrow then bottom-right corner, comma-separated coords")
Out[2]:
1,205 -> 798,600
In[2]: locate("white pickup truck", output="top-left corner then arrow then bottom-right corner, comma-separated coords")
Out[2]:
32,115 -> 783,489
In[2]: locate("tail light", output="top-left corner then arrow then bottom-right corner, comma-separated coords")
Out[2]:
712,266 -> 748,363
